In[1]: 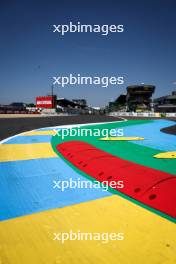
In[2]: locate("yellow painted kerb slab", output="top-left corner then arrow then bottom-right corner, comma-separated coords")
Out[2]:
0,143 -> 57,162
21,130 -> 56,136
0,195 -> 175,264
99,137 -> 144,141
154,151 -> 176,159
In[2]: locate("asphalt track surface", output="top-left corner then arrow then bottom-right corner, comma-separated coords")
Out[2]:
0,115 -> 175,141
0,115 -> 122,141
161,124 -> 176,135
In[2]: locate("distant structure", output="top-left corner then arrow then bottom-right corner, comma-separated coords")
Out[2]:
108,84 -> 155,112
154,91 -> 176,113
0,102 -> 27,114
108,94 -> 126,112
9,102 -> 26,110
126,85 -> 155,112
56,98 -> 100,114
35,95 -> 96,114
57,98 -> 87,109
72,99 -> 87,107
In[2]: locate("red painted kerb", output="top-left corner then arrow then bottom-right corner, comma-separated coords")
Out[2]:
56,140 -> 176,219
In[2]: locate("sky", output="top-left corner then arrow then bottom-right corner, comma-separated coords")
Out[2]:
0,0 -> 176,107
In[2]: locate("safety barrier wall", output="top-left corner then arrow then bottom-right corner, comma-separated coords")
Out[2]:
108,112 -> 176,118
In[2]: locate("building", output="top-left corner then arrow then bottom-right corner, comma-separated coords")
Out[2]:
108,85 -> 155,112
108,94 -> 126,112
56,98 -> 87,109
72,99 -> 87,107
126,85 -> 155,112
0,102 -> 28,114
154,91 -> 176,113
56,98 -> 96,114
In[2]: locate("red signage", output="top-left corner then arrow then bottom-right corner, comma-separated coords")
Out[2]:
36,96 -> 56,109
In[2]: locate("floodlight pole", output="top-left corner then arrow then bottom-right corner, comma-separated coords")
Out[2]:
51,84 -> 54,108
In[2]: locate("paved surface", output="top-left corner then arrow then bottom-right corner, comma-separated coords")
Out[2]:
1,115 -> 175,141
0,115 -> 121,141
161,124 -> 176,135
0,119 -> 175,264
